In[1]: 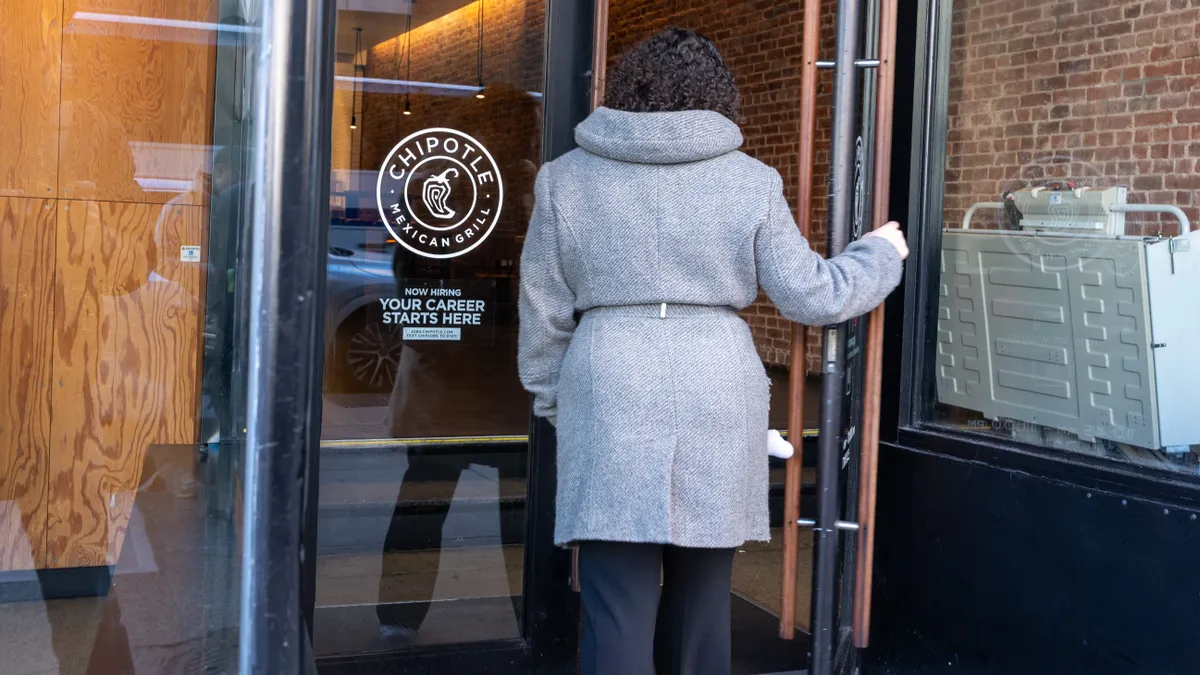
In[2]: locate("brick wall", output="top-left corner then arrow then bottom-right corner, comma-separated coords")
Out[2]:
945,0 -> 1200,233
607,0 -> 838,373
359,0 -> 546,266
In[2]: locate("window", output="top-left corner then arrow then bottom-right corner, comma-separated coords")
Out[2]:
921,0 -> 1199,474
0,0 -> 265,670
313,0 -> 546,654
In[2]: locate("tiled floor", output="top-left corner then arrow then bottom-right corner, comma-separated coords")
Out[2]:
733,529 -> 815,629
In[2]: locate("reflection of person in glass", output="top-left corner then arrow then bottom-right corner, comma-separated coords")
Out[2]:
517,28 -> 909,675
375,84 -> 541,644
375,248 -> 526,644
199,145 -> 245,446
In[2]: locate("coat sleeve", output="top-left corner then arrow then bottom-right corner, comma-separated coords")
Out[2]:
754,174 -> 903,326
517,166 -> 577,426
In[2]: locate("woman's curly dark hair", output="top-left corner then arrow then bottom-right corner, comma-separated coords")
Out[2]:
604,27 -> 742,123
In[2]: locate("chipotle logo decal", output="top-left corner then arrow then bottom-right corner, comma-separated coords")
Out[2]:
376,128 -> 503,259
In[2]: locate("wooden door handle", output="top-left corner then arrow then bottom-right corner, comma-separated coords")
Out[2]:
852,0 -> 899,650
780,0 -> 822,640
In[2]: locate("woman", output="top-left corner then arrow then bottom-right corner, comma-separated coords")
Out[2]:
517,27 -> 907,675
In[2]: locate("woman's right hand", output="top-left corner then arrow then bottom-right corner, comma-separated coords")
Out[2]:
863,221 -> 909,260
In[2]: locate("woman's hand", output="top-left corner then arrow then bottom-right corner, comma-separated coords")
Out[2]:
863,221 -> 909,260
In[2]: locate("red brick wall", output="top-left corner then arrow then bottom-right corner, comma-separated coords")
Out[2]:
945,0 -> 1200,233
359,0 -> 546,267
607,0 -> 837,373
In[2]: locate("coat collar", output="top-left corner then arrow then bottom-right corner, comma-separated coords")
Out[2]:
574,107 -> 743,164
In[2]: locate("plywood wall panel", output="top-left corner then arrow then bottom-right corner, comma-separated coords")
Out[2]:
46,200 -> 205,568
0,197 -> 56,571
57,0 -> 217,205
0,0 -> 63,197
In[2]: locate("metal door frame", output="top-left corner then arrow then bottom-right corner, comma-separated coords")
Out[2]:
238,0 -> 338,670
239,1 -> 594,673
786,0 -> 900,673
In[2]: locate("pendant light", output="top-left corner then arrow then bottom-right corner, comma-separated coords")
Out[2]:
475,0 -> 485,99
350,27 -> 362,129
403,0 -> 413,115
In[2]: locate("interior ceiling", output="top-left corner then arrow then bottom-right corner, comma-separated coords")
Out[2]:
335,0 -> 477,61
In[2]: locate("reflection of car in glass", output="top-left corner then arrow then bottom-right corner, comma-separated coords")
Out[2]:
325,158 -> 522,393
325,221 -> 403,393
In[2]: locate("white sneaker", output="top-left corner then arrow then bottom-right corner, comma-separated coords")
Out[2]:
768,429 -> 794,459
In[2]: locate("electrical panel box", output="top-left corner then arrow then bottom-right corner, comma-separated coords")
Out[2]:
937,190 -> 1198,451
1012,186 -> 1128,234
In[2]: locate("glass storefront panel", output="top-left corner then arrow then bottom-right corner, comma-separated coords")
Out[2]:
925,0 -> 1200,472
0,0 -> 264,672
313,0 -> 544,656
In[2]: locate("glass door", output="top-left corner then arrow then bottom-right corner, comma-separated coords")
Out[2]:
306,1 -> 587,672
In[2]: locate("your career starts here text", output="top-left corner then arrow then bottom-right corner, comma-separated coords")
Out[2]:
380,286 -> 485,326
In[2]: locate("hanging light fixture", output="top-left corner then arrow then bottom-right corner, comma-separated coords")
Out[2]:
350,27 -> 362,129
403,1 -> 413,114
475,0 -> 485,99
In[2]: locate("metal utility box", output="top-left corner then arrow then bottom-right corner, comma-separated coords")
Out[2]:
937,188 -> 1198,451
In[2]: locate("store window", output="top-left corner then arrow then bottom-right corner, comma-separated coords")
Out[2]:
313,0 -> 545,655
0,0 -> 263,672
925,0 -> 1199,472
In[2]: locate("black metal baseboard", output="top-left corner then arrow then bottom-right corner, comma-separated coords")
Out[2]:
0,564 -> 113,604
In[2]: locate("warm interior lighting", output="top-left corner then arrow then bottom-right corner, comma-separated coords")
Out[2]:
351,28 -> 362,131
401,2 -> 414,115
475,0 -> 486,101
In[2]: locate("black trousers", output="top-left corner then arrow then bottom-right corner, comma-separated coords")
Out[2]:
578,541 -> 735,675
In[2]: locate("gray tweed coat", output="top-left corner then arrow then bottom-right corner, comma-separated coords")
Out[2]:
518,107 -> 902,548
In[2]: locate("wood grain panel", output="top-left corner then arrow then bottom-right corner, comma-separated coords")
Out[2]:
46,200 -> 206,568
58,0 -> 217,204
0,197 -> 56,571
0,0 -> 63,197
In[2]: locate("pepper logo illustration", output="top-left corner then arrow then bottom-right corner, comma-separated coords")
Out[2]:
422,168 -> 460,219
377,128 -> 503,259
